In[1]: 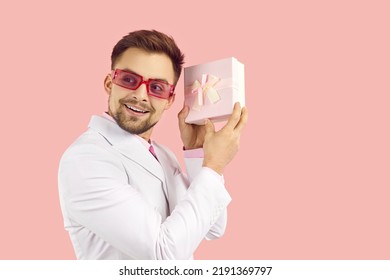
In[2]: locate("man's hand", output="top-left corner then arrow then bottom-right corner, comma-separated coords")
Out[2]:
202,102 -> 248,175
178,105 -> 207,150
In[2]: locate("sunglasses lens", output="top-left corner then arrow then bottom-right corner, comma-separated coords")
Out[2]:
149,81 -> 171,98
117,72 -> 141,89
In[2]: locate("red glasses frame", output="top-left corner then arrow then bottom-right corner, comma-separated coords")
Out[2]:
111,69 -> 175,99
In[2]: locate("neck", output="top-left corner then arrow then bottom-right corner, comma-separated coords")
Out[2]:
137,129 -> 153,143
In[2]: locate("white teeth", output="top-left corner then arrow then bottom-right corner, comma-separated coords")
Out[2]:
125,104 -> 148,113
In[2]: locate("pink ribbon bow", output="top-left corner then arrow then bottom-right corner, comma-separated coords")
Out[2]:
190,74 -> 221,111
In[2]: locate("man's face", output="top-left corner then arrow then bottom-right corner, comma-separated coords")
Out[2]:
104,48 -> 176,139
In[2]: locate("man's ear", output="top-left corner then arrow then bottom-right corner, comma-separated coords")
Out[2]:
165,94 -> 176,110
104,74 -> 112,95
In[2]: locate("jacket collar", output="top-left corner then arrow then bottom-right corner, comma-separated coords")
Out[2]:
87,115 -> 165,182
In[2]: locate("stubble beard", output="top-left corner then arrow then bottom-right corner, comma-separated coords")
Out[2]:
109,100 -> 157,135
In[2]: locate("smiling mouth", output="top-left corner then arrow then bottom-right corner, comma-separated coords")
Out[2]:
124,104 -> 150,114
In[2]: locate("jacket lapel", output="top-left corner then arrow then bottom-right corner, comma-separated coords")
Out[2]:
88,115 -> 165,183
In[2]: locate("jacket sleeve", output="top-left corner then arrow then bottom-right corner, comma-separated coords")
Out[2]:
184,157 -> 229,240
59,143 -> 231,260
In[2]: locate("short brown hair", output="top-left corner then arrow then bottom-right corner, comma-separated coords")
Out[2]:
111,30 -> 185,84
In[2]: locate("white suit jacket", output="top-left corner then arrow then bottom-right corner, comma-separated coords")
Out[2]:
58,115 -> 231,259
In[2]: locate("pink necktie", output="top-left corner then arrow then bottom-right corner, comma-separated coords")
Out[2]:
149,145 -> 159,161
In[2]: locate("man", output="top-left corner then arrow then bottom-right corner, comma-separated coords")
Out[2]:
58,30 -> 248,260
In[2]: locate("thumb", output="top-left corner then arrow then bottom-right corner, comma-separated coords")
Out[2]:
178,106 -> 189,119
178,106 -> 189,128
204,119 -> 215,135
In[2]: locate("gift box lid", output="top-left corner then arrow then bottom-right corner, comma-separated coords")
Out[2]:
184,57 -> 244,86
183,57 -> 245,125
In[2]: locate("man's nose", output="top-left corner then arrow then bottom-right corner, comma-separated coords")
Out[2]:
131,83 -> 149,101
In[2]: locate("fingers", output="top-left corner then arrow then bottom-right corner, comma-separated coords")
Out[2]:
234,106 -> 248,133
223,102 -> 242,131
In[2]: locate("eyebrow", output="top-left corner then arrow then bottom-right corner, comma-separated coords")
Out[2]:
122,68 -> 170,84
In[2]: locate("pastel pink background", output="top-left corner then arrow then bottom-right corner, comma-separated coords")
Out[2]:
0,0 -> 389,259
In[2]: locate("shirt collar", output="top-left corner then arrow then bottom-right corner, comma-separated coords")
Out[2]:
102,112 -> 151,149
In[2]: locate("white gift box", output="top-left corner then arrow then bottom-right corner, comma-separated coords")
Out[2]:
184,57 -> 245,125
